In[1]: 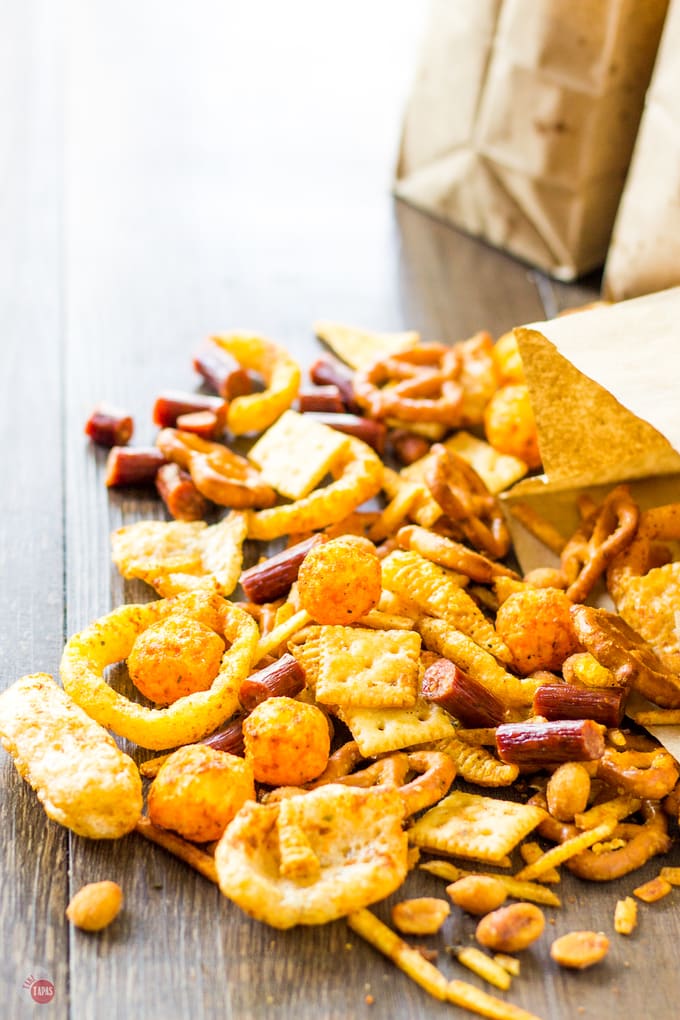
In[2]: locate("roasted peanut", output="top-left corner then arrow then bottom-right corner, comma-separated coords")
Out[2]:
475,902 -> 545,952
391,897 -> 450,935
549,930 -> 609,969
546,762 -> 592,822
66,881 -> 123,932
446,875 -> 507,916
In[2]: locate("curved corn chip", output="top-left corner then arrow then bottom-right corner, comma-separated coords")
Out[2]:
382,550 -> 511,662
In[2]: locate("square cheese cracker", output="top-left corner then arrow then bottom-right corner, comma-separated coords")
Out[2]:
316,626 -> 421,709
248,409 -> 349,500
408,791 -> 546,864
339,699 -> 455,757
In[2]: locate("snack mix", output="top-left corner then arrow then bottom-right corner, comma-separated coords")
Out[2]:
2,322 -> 679,1020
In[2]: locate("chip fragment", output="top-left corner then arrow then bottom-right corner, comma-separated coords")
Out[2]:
111,511 -> 248,597
214,784 -> 408,928
314,320 -> 419,370
382,550 -> 511,662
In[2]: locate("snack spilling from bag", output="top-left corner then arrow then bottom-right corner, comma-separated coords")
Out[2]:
2,293 -> 680,1019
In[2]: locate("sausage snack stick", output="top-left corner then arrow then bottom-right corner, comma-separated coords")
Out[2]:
0,673 -> 142,839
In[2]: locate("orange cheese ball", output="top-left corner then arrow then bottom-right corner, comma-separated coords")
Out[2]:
148,743 -> 255,842
297,536 -> 382,624
495,587 -> 579,675
243,696 -> 330,786
484,383 -> 541,470
127,614 -> 225,706
491,331 -> 525,385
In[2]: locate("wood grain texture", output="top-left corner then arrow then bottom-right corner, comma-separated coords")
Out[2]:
2,2 -> 679,1019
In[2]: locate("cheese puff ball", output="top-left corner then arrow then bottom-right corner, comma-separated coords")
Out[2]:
491,331 -> 525,385
484,384 -> 541,470
127,614 -> 225,706
297,536 -> 382,624
495,587 -> 579,675
148,743 -> 255,842
243,696 -> 330,786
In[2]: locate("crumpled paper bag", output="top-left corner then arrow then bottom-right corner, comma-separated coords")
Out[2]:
395,0 -> 669,281
502,288 -> 680,754
603,0 -> 680,299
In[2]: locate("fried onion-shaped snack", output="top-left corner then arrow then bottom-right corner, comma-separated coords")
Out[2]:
211,334 -> 301,435
243,697 -> 330,785
297,536 -> 382,624
0,673 -> 142,838
214,784 -> 407,928
60,592 -> 259,750
127,614 -> 225,705
495,587 -> 578,675
148,743 -> 255,842
111,511 -> 248,597
246,436 -> 384,541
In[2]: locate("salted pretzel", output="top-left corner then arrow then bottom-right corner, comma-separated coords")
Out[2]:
560,484 -> 639,603
537,800 -> 671,881
156,428 -> 277,508
296,747 -> 456,818
596,743 -> 679,801
424,444 -> 510,559
570,604 -> 680,708
353,343 -> 465,424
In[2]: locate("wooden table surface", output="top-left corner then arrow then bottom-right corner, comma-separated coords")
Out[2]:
3,3 -> 679,1018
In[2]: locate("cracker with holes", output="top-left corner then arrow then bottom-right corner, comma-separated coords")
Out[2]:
339,699 -> 455,757
316,626 -> 421,709
248,409 -> 350,500
111,511 -> 248,597
408,791 -> 546,864
288,627 -> 322,691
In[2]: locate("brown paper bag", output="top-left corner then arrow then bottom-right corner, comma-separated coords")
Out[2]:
501,289 -> 680,756
603,0 -> 680,299
395,0 -> 669,281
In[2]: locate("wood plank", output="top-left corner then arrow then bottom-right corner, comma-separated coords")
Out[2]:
4,1 -> 678,1019
0,2 -> 69,1016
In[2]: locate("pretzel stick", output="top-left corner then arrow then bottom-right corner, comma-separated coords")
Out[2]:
135,817 -> 218,884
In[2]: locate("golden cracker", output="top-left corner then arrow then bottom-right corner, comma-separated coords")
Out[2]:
314,321 -> 419,371
408,791 -> 546,864
317,626 -> 420,709
248,409 -> 349,500
339,700 -> 455,758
